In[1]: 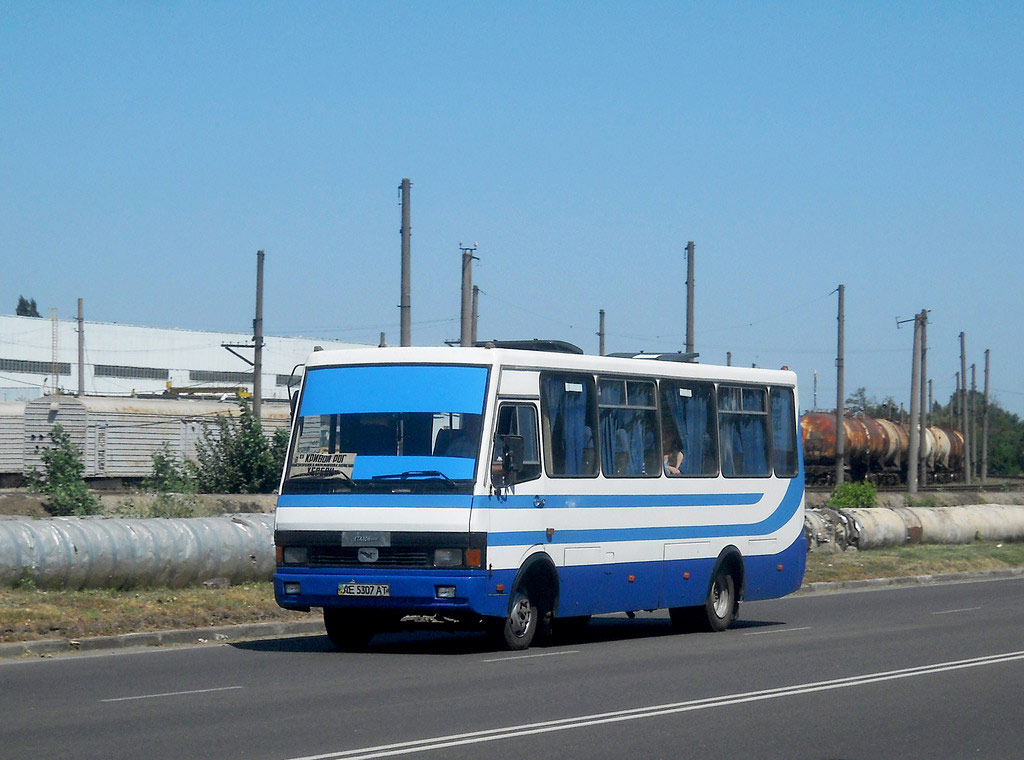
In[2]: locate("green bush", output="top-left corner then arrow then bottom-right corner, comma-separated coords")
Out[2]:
827,480 -> 878,509
192,399 -> 288,494
27,423 -> 101,516
146,444 -> 197,495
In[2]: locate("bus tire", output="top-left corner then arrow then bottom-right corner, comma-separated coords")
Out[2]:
703,567 -> 737,631
669,566 -> 738,633
323,608 -> 375,650
491,588 -> 538,651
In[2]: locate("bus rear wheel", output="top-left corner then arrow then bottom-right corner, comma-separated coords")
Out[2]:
669,567 -> 738,633
490,588 -> 538,651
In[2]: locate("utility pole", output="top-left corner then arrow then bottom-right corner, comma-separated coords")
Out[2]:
253,250 -> 264,423
77,298 -> 85,397
918,309 -> 928,485
598,309 -> 606,356
471,285 -> 479,346
685,241 -> 695,355
960,332 -> 970,484
726,351 -> 732,367
908,313 -> 921,494
400,178 -> 412,347
835,284 -> 845,486
459,243 -> 477,347
970,363 -> 978,481
982,349 -> 990,483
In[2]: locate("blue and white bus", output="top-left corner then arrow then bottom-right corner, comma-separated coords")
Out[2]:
274,342 -> 805,650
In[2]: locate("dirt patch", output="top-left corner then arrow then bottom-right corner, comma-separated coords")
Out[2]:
0,492 -> 49,518
0,489 -> 276,518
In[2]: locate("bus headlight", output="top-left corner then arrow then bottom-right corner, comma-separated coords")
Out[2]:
281,546 -> 308,565
433,548 -> 462,567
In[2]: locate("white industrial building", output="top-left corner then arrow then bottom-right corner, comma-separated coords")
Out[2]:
0,313 -> 364,402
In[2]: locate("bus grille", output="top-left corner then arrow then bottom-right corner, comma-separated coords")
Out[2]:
308,546 -> 433,569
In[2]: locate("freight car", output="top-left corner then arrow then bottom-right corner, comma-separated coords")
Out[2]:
0,395 -> 290,486
800,411 -> 964,486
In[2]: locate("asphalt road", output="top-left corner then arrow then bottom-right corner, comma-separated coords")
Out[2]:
3,577 -> 1022,760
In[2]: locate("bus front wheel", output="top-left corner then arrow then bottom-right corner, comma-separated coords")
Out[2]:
323,608 -> 376,650
490,588 -> 538,650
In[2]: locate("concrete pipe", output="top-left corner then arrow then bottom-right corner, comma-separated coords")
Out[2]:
840,508 -> 909,549
0,514 -> 275,590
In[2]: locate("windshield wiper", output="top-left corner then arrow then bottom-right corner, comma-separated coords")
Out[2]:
370,470 -> 457,489
287,468 -> 359,489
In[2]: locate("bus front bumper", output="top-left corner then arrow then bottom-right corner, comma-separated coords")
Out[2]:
274,567 -> 505,617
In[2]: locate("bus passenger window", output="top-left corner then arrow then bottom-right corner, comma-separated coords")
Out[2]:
492,403 -> 541,484
659,381 -> 718,477
598,378 -> 659,477
540,373 -> 598,477
770,387 -> 798,477
719,386 -> 770,477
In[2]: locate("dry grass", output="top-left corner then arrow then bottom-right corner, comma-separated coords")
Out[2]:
2,542 -> 1022,644
803,541 -> 1024,583
0,582 -> 309,643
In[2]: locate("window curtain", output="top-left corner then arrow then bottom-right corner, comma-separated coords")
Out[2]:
739,392 -> 768,475
544,377 -> 590,475
599,382 -> 623,474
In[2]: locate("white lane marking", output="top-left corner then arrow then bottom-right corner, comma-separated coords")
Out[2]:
743,626 -> 812,636
481,649 -> 580,663
101,685 -> 243,703
282,650 -> 1024,760
932,606 -> 983,615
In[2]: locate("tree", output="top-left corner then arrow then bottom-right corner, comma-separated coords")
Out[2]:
16,295 -> 41,317
845,387 -> 871,415
27,424 -> 101,515
192,399 -> 288,493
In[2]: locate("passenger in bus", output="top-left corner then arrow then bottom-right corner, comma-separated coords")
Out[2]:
581,425 -> 596,472
663,433 -> 684,475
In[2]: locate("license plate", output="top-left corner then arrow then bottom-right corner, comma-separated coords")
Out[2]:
338,583 -> 390,597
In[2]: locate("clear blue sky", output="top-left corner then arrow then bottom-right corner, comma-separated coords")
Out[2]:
3,2 -> 1022,416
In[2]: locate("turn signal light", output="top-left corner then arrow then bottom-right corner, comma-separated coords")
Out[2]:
465,548 -> 482,568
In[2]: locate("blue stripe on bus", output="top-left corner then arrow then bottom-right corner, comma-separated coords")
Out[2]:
488,475 -> 803,545
487,492 -> 764,509
277,491 -> 765,510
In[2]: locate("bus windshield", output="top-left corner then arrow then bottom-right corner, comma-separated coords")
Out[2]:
281,364 -> 489,494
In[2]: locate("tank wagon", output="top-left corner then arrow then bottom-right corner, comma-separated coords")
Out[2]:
0,395 -> 289,485
800,411 -> 963,486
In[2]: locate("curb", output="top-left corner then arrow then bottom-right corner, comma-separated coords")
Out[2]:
798,566 -> 1024,594
0,619 -> 325,660
4,568 -> 1023,660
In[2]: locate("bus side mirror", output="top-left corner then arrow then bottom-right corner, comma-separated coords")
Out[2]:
492,434 -> 525,488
